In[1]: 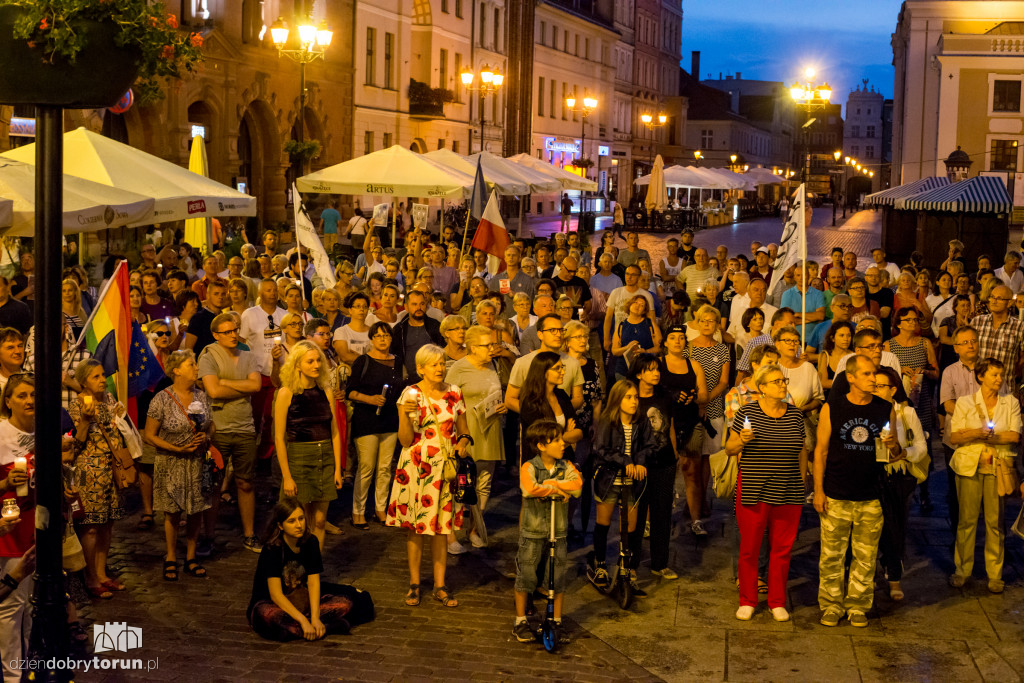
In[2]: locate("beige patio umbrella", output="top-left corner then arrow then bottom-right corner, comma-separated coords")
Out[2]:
183,135 -> 212,255
0,198 -> 11,229
505,153 -> 598,192
644,154 -> 668,212
2,127 -> 255,225
0,157 -> 154,236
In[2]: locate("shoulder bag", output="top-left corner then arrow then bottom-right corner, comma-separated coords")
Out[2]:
97,418 -> 137,490
709,449 -> 737,500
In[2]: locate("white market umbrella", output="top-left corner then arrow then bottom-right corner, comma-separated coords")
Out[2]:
425,148 -> 530,195
644,154 -> 668,212
0,157 -> 154,236
744,167 -> 785,185
505,153 -> 598,192
467,151 -> 563,194
636,165 -> 716,188
297,145 -> 473,198
695,167 -> 751,191
0,198 -> 11,228
2,127 -> 255,225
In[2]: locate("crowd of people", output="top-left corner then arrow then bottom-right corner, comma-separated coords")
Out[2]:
1,215 -> 1023,663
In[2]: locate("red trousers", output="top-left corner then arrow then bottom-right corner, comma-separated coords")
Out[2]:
736,476 -> 801,609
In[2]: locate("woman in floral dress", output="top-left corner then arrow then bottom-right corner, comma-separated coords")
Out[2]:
386,344 -> 470,608
69,358 -> 127,598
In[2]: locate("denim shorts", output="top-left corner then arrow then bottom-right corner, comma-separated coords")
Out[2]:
515,536 -> 567,594
594,481 -> 634,507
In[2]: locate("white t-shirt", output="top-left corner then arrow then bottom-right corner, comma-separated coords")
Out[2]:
994,266 -> 1024,293
333,324 -> 371,356
606,286 -> 655,328
779,360 -> 824,409
0,419 -> 33,467
239,305 -> 286,375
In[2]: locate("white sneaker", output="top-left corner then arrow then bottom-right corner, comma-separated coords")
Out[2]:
469,531 -> 486,548
771,607 -> 790,622
735,605 -> 755,621
447,539 -> 468,555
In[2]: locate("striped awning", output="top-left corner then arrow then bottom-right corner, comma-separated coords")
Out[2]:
865,176 -> 949,206
898,175 -> 1012,213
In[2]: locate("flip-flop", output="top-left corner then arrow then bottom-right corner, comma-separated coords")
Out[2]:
87,585 -> 113,600
101,578 -> 126,592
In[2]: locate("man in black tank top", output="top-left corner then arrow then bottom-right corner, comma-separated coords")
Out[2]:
813,355 -> 900,628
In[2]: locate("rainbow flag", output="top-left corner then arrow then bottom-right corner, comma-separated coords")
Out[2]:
76,260 -> 130,404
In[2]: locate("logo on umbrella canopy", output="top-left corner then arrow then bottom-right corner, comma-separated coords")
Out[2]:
187,199 -> 207,214
367,184 -> 394,194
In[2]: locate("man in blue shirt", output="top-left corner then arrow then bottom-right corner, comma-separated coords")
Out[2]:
780,264 -> 825,343
319,199 -> 341,252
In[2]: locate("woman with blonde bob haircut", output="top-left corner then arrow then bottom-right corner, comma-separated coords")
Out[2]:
273,339 -> 344,548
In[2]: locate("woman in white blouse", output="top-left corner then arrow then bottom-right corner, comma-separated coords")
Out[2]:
948,358 -> 1022,594
872,366 -> 928,601
772,325 -> 824,450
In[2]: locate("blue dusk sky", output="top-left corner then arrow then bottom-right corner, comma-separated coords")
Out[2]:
682,0 -> 904,111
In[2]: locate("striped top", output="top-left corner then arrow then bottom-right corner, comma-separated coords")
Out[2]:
732,402 -> 806,506
689,343 -> 729,420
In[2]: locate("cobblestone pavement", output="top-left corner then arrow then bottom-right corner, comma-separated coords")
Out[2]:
71,453 -> 1024,682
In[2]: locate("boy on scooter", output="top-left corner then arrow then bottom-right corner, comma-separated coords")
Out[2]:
513,420 -> 582,643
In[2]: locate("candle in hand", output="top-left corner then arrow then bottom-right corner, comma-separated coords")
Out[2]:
12,457 -> 27,497
881,422 -> 891,438
987,420 -> 995,432
1,499 -> 18,521
742,416 -> 752,432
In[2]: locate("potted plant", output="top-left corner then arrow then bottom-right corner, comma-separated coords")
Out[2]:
408,78 -> 455,117
284,139 -> 322,164
0,0 -> 204,108
570,157 -> 594,170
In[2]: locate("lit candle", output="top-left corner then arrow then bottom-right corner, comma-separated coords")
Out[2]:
1,499 -> 18,521
274,335 -> 282,344
13,456 -> 27,497
881,421 -> 891,438
742,416 -> 752,432
987,420 -> 996,432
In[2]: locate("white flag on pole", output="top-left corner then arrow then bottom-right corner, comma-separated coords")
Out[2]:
768,183 -> 808,295
292,183 -> 337,289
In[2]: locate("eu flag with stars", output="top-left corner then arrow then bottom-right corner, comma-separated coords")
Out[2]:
128,322 -> 164,397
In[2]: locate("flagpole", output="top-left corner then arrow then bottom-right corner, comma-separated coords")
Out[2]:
460,206 -> 471,256
391,196 -> 396,249
800,184 -> 807,341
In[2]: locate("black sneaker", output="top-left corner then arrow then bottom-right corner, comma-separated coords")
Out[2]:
587,562 -> 611,590
195,536 -> 213,559
513,620 -> 535,643
242,535 -> 263,554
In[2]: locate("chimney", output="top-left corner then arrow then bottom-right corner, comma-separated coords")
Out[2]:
691,51 -> 700,78
736,71 -> 741,80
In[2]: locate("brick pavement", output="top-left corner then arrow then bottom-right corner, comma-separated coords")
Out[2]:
69,454 -> 1024,682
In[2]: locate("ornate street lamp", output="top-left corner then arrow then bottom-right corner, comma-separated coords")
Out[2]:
790,67 -> 832,187
461,66 -> 504,154
640,111 -> 667,167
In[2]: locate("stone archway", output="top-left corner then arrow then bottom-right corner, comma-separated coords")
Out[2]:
410,138 -> 427,154
238,97 -> 285,227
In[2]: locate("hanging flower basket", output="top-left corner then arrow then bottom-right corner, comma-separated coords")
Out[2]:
0,0 -> 203,108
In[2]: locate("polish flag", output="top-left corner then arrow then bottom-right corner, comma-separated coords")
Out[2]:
471,193 -> 510,275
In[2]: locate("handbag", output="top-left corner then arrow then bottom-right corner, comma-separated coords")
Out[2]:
62,522 -> 86,572
115,412 -> 144,460
593,463 -> 618,500
98,421 -> 138,490
709,449 -> 737,500
995,457 -> 1020,498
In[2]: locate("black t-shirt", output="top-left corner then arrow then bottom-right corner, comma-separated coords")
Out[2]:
867,287 -> 895,337
638,389 -> 675,469
678,245 -> 697,267
247,535 -> 324,621
189,307 -> 219,356
553,275 -> 592,312
0,298 -> 32,335
348,354 -> 402,437
824,393 -> 890,501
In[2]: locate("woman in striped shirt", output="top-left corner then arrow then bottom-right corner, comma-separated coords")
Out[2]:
725,363 -> 807,623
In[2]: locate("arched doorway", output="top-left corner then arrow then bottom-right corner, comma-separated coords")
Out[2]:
238,99 -> 284,227
410,138 -> 426,154
846,176 -> 872,209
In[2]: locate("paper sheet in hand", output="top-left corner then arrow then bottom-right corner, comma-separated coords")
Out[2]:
478,388 -> 504,419
372,202 -> 390,227
412,203 -> 428,229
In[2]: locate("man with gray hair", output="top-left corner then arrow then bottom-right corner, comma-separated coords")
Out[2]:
970,283 -> 1024,389
677,247 -> 720,297
805,293 -> 853,364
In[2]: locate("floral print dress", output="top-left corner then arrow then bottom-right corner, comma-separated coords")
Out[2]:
386,385 -> 467,536
68,394 -> 125,525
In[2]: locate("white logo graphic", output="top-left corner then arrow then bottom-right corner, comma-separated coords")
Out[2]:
93,622 -> 143,653
851,426 -> 870,444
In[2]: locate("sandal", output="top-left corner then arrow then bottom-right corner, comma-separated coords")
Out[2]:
350,519 -> 370,531
101,578 -> 126,592
220,492 -> 236,506
758,578 -> 768,595
87,585 -> 113,600
184,559 -> 207,577
163,561 -> 178,582
432,585 -> 458,608
405,584 -> 421,607
137,513 -> 155,531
